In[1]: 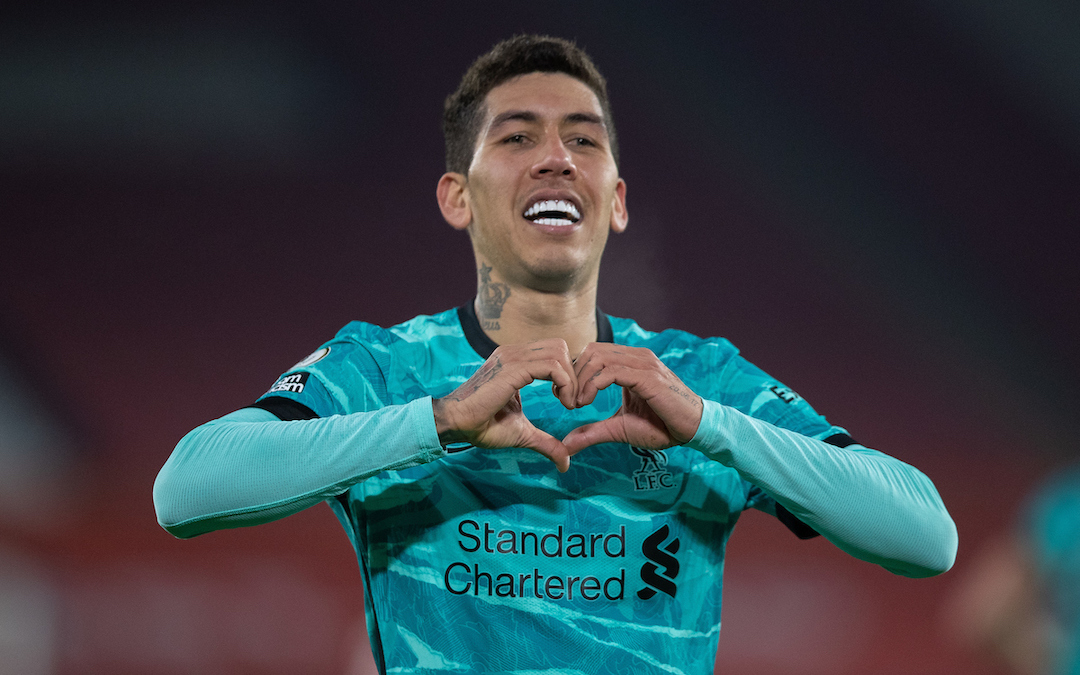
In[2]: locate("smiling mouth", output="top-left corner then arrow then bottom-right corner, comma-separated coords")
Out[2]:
523,199 -> 581,227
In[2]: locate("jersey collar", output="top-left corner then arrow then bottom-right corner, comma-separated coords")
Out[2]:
457,302 -> 613,359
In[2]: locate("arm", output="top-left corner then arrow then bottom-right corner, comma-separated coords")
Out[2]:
153,398 -> 444,538
689,399 -> 957,577
154,338 -> 580,538
563,343 -> 958,578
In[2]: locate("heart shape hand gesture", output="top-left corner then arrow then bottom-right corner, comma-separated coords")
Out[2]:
432,339 -> 704,472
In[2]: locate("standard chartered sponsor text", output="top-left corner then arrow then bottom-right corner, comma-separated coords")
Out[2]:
444,519 -> 627,601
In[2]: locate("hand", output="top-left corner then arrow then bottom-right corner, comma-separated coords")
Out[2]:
432,339 -> 577,471
562,343 -> 703,455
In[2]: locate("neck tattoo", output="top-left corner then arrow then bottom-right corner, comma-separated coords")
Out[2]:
477,263 -> 510,331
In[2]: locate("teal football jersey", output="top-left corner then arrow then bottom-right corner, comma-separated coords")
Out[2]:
256,305 -> 850,675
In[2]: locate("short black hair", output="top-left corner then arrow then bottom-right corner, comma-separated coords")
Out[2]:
443,35 -> 618,175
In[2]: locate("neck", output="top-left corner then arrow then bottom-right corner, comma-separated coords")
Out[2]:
475,267 -> 599,358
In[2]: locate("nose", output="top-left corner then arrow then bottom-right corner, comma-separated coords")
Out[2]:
530,136 -> 577,179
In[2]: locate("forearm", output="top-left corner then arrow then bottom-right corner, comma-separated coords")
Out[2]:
689,399 -> 957,577
153,397 -> 444,538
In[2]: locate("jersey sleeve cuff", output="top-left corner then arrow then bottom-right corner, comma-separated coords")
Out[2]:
687,399 -> 733,464
410,396 -> 446,463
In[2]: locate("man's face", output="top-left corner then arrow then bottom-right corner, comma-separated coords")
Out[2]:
447,72 -> 627,292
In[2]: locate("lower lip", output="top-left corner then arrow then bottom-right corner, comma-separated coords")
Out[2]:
524,217 -> 580,235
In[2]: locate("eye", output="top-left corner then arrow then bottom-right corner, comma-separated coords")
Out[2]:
570,137 -> 596,148
503,134 -> 528,144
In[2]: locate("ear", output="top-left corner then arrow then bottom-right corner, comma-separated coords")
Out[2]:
609,178 -> 628,234
437,172 -> 471,231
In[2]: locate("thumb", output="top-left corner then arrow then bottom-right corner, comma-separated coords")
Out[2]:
519,426 -> 572,473
563,418 -> 626,456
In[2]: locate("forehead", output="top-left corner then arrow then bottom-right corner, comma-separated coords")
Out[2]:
481,72 -> 604,124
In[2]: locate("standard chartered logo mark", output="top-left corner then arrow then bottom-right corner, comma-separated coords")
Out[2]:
637,524 -> 680,599
444,520 -> 627,601
442,519 -> 682,603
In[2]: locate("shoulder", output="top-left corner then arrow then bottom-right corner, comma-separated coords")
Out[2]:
387,308 -> 467,344
609,315 -> 841,436
607,315 -> 740,368
260,308 -> 463,414
609,315 -> 766,392
271,310 -> 455,388
331,308 -> 462,354
333,307 -> 479,388
256,322 -> 394,415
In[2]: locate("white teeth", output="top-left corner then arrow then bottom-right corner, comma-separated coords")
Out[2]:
534,217 -> 574,226
523,199 -> 581,221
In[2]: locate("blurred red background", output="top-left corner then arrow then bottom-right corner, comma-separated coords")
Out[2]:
2,2 -> 1077,673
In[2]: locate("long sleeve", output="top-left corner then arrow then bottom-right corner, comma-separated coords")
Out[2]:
153,397 -> 445,539
688,399 -> 957,578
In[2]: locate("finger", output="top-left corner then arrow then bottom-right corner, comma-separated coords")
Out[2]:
518,341 -> 577,410
596,365 -> 701,439
576,369 -> 603,408
573,345 -> 654,407
562,419 -> 626,455
441,344 -> 580,444
528,356 -> 576,410
573,351 -> 602,407
565,413 -> 676,454
548,358 -> 578,411
579,363 -> 650,408
571,344 -> 599,380
550,343 -> 579,410
537,359 -> 575,410
520,426 -> 572,472
574,347 -> 623,407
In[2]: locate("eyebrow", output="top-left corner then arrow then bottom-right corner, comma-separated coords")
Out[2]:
565,112 -> 605,127
489,110 -> 607,131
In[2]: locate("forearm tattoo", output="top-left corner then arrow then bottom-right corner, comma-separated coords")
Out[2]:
448,356 -> 504,402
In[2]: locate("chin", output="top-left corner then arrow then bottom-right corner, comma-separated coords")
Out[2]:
523,260 -> 593,293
